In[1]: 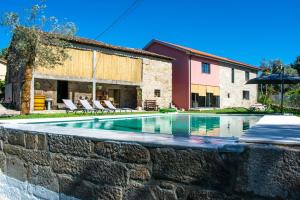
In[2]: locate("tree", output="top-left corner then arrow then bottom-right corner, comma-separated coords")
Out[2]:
1,0 -> 76,114
258,59 -> 286,107
291,56 -> 300,76
0,48 -> 8,59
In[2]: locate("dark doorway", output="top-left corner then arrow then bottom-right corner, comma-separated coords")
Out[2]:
57,81 -> 68,103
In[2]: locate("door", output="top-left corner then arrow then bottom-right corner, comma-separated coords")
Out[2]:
57,81 -> 68,103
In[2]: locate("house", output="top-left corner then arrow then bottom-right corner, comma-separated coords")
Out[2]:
145,40 -> 260,110
6,33 -> 173,111
0,58 -> 6,81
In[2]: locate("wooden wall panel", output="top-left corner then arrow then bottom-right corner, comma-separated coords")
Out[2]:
35,48 -> 142,83
35,48 -> 93,79
96,52 -> 142,83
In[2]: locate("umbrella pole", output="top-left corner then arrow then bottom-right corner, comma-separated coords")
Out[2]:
280,66 -> 284,114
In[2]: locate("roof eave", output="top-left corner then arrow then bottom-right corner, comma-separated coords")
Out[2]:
67,38 -> 175,61
188,52 -> 260,71
146,39 -> 260,71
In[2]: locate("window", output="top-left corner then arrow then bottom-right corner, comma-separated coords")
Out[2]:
245,71 -> 250,81
201,63 -> 211,74
231,68 -> 235,83
154,89 -> 161,97
243,90 -> 250,100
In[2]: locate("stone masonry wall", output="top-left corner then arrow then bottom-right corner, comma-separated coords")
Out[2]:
0,127 -> 299,200
142,58 -> 172,109
219,66 -> 257,108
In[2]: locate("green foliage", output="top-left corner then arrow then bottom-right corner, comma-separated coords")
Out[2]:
260,59 -> 284,75
0,80 -> 5,92
159,108 -> 177,113
0,48 -> 8,59
1,0 -> 77,69
258,93 -> 272,108
291,56 -> 300,76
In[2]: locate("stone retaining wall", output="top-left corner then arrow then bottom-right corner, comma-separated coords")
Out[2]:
0,127 -> 299,200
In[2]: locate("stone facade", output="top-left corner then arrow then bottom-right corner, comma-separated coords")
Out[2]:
0,127 -> 299,200
141,58 -> 172,108
219,66 -> 258,108
6,34 -> 173,111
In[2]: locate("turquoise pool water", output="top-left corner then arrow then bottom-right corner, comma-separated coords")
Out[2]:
41,114 -> 262,138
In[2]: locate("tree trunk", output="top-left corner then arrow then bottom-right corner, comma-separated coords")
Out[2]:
20,65 -> 33,115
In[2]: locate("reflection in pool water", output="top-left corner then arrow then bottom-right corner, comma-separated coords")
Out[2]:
50,114 -> 262,138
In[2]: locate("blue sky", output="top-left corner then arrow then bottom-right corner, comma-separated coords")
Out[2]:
0,0 -> 299,66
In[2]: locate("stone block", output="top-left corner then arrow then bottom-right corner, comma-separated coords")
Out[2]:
6,155 -> 27,182
124,185 -> 177,200
48,135 -> 92,157
129,164 -> 151,181
176,186 -> 227,200
58,174 -> 94,200
150,148 -> 233,189
0,127 -> 8,143
94,186 -> 123,200
25,134 -> 38,149
0,151 -> 6,171
51,154 -> 82,176
4,144 -> 50,166
94,141 -> 150,164
7,131 -> 25,147
235,145 -> 300,199
27,165 -> 59,192
52,154 -> 129,186
37,134 -> 48,151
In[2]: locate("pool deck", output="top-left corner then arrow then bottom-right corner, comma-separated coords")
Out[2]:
1,113 -> 300,150
240,115 -> 300,145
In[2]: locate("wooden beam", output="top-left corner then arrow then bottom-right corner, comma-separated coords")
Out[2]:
92,50 -> 96,103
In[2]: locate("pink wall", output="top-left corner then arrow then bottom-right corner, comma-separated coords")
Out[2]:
145,43 -> 190,109
190,56 -> 219,86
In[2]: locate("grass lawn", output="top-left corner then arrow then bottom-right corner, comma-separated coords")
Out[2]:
0,111 -> 159,120
185,107 -> 274,114
1,107 -> 299,120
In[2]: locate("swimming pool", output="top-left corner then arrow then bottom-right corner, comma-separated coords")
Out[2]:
37,114 -> 262,138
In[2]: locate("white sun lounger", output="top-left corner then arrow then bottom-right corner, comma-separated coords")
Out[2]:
103,100 -> 133,112
93,100 -> 110,113
79,100 -> 98,113
62,99 -> 82,113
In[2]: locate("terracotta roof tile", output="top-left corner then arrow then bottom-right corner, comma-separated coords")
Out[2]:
41,32 -> 174,61
147,39 -> 260,70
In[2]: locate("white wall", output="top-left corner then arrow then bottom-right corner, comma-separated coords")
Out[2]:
0,62 -> 6,81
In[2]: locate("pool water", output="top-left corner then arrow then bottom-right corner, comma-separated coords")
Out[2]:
42,114 -> 262,138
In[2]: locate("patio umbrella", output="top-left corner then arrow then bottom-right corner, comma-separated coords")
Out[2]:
246,72 -> 300,114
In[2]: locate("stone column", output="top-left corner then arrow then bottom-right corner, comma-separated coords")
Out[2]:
136,87 -> 142,109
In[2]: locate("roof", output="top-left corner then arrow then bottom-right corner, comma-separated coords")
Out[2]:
41,32 -> 174,61
145,39 -> 260,70
0,58 -> 6,65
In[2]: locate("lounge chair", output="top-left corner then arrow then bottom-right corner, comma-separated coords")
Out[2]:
249,103 -> 267,111
93,100 -> 110,113
79,100 -> 98,113
103,100 -> 133,112
62,99 -> 82,113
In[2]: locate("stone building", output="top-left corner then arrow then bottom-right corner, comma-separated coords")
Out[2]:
145,40 -> 260,110
6,34 -> 173,111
